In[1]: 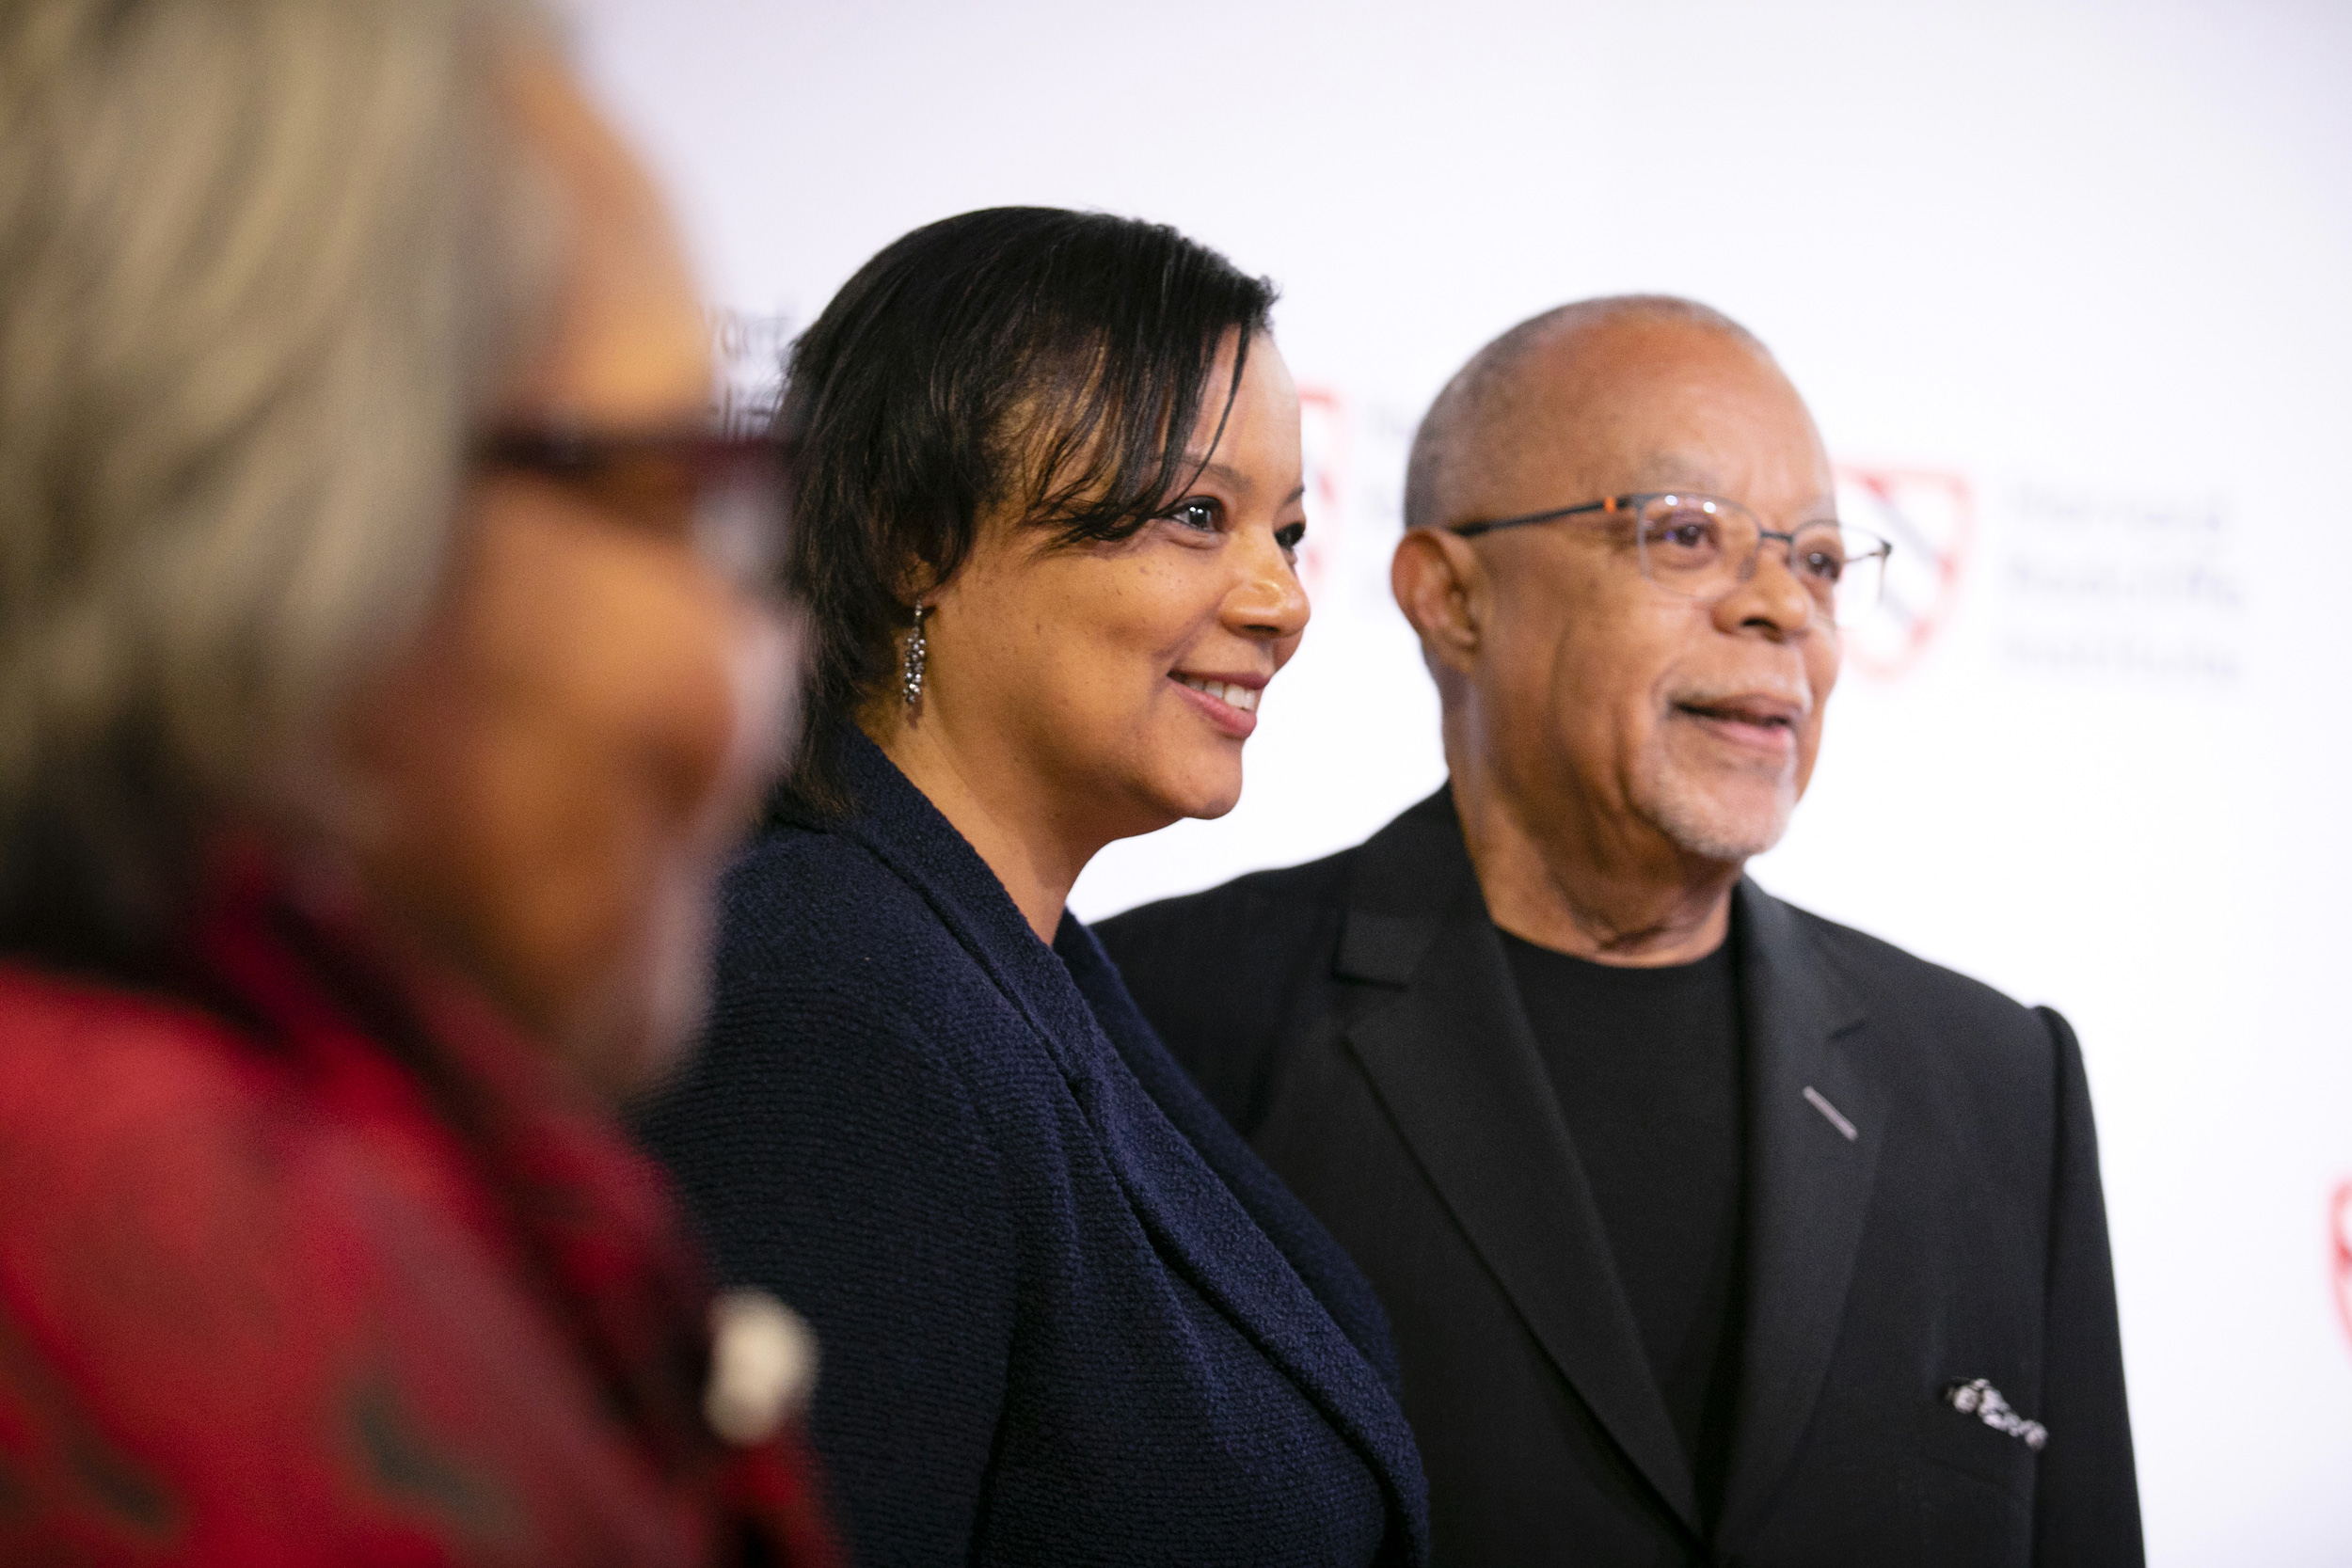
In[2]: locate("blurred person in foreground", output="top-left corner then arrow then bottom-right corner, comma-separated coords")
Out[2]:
636,208 -> 1427,1567
0,1 -> 836,1561
1101,296 -> 2141,1566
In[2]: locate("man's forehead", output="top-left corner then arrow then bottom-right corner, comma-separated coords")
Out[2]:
1406,299 -> 1827,531
1518,320 -> 1777,424
1591,451 -> 1726,498
1495,336 -> 1826,494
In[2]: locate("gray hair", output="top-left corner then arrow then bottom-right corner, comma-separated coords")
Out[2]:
1404,294 -> 1769,534
0,0 -> 563,961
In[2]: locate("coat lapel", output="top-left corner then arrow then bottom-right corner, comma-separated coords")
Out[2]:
1054,924 -> 1427,1562
1714,879 -> 1881,1546
818,736 -> 1426,1556
1333,792 -> 1702,1535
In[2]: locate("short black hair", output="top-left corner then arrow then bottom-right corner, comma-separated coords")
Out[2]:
773,207 -> 1278,817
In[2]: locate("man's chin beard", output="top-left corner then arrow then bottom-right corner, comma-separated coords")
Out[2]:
1638,779 -> 1798,865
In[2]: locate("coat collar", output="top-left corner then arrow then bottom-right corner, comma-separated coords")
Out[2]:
810,732 -> 1428,1561
1334,786 -> 1881,1546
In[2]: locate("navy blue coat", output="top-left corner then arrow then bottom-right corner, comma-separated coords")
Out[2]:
636,734 -> 1427,1567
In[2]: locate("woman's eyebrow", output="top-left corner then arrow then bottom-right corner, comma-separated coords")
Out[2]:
1179,457 -> 1302,509
1182,454 -> 1249,491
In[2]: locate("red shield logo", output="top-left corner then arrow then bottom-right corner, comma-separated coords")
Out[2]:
1835,466 -> 1975,680
1296,385 -> 1350,597
2333,1180 -> 2352,1354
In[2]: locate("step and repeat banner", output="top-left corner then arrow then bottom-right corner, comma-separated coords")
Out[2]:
574,2 -> 2352,1559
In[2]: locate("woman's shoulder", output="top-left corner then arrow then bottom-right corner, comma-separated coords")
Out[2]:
0,965 -> 724,1564
720,820 -> 940,958
0,963 -> 466,1305
0,963 -> 278,1177
701,822 -> 1033,1101
0,965 -> 418,1460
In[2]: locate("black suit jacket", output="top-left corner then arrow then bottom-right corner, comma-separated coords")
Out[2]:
1098,788 -> 2141,1567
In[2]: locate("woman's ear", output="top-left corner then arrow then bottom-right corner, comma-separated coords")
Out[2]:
887,553 -> 942,608
1391,528 -> 1486,675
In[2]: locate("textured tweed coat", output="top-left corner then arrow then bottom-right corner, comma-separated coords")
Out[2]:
636,733 -> 1428,1567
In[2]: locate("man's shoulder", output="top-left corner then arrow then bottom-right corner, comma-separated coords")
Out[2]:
1097,841 -> 1359,962
1091,846 -> 1368,1121
1097,784 -> 1458,968
1767,892 -> 2054,1035
1754,888 -> 2071,1124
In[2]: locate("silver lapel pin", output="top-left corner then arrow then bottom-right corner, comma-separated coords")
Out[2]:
1945,1378 -> 2048,1450
1802,1085 -> 1858,1141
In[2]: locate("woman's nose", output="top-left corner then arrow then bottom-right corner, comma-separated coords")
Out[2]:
1229,526 -> 1311,640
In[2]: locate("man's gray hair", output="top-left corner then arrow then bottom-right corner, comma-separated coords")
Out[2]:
0,0 -> 563,959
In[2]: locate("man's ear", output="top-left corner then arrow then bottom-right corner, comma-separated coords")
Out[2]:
1392,528 -> 1485,675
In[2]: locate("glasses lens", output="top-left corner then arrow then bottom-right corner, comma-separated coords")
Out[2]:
1638,495 -> 1755,599
1781,521 -> 1892,624
1636,498 -> 1888,624
1823,529 -> 1889,624
1776,520 -> 1862,620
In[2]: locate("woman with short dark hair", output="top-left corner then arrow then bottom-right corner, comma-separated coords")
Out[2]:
638,208 -> 1428,1566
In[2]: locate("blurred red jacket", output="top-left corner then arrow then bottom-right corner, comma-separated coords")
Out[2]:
0,856 -> 841,1567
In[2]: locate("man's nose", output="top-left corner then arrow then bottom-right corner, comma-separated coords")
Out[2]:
1715,534 -> 1819,638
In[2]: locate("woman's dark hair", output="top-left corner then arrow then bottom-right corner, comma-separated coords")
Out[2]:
774,206 -> 1278,817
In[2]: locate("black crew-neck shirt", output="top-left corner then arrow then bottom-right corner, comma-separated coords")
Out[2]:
1499,928 -> 1746,1526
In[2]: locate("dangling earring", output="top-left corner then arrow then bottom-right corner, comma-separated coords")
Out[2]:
901,601 -> 929,706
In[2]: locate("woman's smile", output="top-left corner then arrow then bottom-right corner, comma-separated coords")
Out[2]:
1169,669 -> 1265,738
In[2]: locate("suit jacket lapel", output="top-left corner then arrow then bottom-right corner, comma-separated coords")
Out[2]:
1335,792 -> 1702,1534
1715,879 -> 1882,1546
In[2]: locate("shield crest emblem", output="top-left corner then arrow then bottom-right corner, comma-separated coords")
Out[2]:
1835,466 -> 1975,680
1296,384 -> 1350,597
2333,1180 -> 2352,1357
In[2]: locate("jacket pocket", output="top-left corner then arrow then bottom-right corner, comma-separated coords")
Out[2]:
1904,1388 -> 2037,1566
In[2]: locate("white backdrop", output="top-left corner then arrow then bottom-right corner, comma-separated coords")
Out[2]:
570,3 -> 2352,1560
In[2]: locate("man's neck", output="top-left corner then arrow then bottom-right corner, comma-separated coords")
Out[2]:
864,707 -> 1092,947
1452,774 -> 1740,968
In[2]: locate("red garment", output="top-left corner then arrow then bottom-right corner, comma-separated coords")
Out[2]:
0,856 -> 841,1567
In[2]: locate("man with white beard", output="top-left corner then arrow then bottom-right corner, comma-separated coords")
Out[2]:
1100,296 -> 2142,1567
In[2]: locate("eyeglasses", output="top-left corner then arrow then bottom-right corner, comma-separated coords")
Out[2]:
1450,492 -> 1893,623
472,425 -> 794,595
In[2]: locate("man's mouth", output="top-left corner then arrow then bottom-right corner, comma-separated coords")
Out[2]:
1671,694 -> 1805,748
1172,673 -> 1261,714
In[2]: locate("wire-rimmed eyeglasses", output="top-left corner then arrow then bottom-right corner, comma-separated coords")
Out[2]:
1450,492 -> 1893,624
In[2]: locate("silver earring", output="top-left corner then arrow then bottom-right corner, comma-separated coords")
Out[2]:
901,602 -> 929,706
